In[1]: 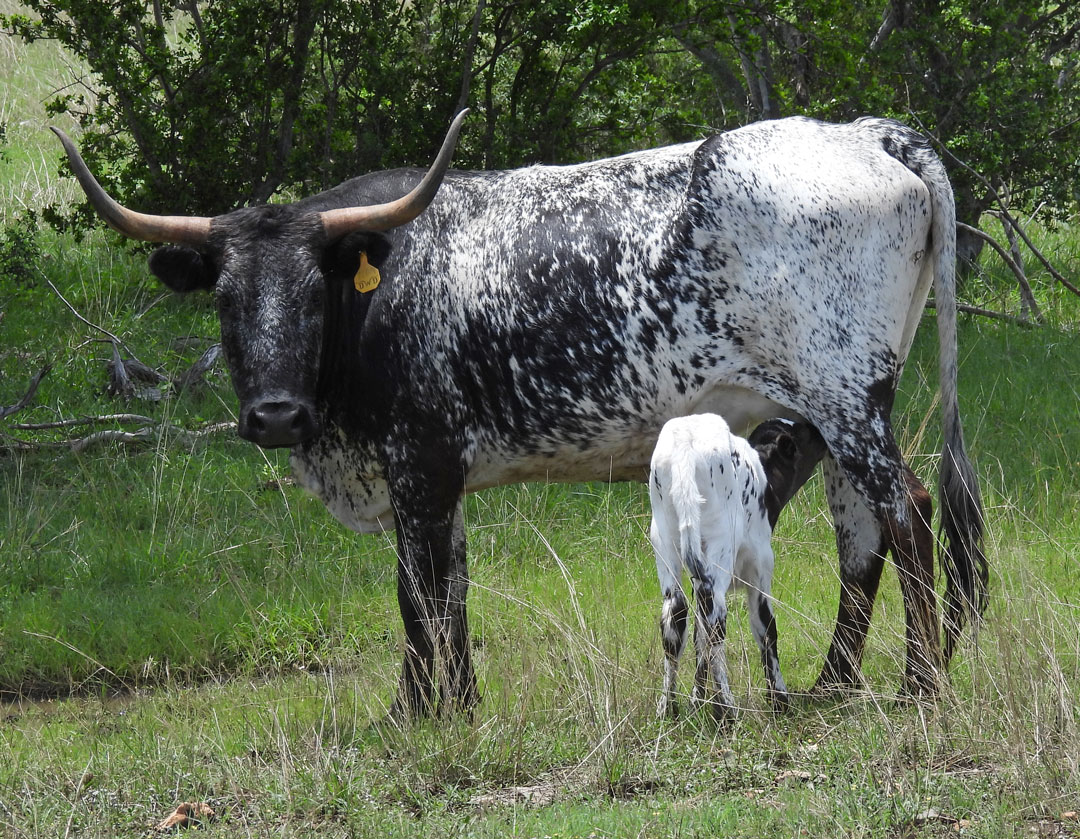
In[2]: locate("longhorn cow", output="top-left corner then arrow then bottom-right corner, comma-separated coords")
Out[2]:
54,111 -> 987,715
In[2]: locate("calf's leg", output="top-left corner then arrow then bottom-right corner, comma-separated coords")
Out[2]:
691,565 -> 735,722
650,513 -> 689,718
744,545 -> 788,710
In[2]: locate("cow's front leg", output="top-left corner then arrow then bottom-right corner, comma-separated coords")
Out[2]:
388,471 -> 477,719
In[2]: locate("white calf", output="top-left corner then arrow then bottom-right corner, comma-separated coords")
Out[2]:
649,415 -> 827,721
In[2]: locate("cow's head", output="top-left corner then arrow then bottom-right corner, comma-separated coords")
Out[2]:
53,112 -> 467,448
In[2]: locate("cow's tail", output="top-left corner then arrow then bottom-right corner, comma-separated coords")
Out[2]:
909,133 -> 989,663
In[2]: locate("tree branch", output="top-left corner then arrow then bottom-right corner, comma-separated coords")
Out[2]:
914,125 -> 1080,300
1,420 -> 236,453
0,364 -> 52,420
925,299 -> 1035,327
455,0 -> 487,116
956,222 -> 1044,323
10,413 -> 155,431
44,278 -> 142,361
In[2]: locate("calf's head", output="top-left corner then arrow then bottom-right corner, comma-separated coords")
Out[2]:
748,419 -> 829,528
52,112 -> 467,448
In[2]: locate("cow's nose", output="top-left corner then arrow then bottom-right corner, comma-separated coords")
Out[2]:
240,399 -> 318,448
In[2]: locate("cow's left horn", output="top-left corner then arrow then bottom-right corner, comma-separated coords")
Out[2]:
320,109 -> 469,239
51,128 -> 212,246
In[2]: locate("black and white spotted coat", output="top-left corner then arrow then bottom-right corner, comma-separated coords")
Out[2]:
144,115 -> 987,713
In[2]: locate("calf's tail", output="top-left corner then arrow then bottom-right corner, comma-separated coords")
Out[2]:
667,444 -> 707,586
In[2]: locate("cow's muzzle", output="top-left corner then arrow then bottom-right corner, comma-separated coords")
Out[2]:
239,397 -> 319,448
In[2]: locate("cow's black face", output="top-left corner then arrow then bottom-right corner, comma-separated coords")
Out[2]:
149,206 -> 388,449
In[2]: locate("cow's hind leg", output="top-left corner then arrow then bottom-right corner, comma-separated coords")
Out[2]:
892,465 -> 938,695
389,471 -> 478,719
815,456 -> 887,693
818,437 -> 941,697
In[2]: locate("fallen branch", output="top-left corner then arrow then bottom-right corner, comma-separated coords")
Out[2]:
68,422 -> 234,452
956,222 -> 1043,323
925,299 -> 1034,327
108,342 -> 166,401
1,420 -> 235,453
44,279 -> 140,359
106,343 -> 223,402
0,363 -> 52,420
173,343 -> 222,393
11,413 -> 156,430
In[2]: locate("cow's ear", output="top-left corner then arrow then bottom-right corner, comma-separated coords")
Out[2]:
322,231 -> 392,279
776,432 -> 797,461
149,245 -> 218,292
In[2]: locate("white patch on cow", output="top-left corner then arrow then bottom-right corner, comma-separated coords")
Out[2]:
290,426 -> 394,533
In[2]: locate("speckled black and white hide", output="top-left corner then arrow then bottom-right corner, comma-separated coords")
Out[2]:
650,415 -> 827,721
60,114 -> 988,717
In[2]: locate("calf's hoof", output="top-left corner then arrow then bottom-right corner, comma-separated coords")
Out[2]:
657,696 -> 681,720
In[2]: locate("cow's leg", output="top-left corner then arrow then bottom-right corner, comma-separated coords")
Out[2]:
818,439 -> 942,696
691,562 -> 735,723
651,515 -> 689,718
388,472 -> 477,719
892,465 -> 938,695
441,502 -> 479,712
815,455 -> 887,693
744,546 -> 788,710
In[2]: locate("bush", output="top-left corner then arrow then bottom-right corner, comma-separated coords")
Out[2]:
0,212 -> 43,289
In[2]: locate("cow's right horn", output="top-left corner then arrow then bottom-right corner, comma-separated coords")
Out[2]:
320,109 -> 469,239
51,128 -> 212,246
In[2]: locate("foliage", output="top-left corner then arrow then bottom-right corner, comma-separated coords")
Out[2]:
6,0 -> 1074,233
0,211 -> 42,288
858,0 -> 1080,224
0,0 -> 722,230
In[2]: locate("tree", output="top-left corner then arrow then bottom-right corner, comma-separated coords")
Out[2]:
4,0 -> 1078,234
861,0 -> 1080,234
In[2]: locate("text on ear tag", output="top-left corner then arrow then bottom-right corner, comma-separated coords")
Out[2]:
353,252 -> 381,293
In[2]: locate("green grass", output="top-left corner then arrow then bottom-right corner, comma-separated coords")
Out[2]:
3,9 -> 1080,835
3,233 -> 1079,836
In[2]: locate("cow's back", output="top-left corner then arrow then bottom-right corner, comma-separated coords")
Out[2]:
308,117 -> 942,501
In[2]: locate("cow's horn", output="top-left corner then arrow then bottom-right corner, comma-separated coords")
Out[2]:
320,109 -> 469,239
51,128 -> 212,246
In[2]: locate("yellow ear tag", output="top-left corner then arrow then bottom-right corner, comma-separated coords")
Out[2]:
353,252 -> 381,293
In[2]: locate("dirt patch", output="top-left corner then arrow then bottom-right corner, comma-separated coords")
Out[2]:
468,767 -> 596,810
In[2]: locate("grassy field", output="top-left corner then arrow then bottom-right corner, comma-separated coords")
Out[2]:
3,11 -> 1080,838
